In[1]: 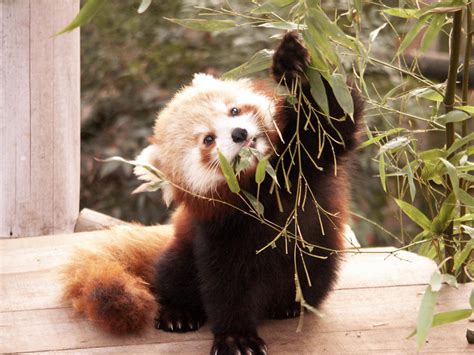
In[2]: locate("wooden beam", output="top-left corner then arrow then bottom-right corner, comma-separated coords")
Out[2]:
0,0 -> 80,238
74,208 -> 131,232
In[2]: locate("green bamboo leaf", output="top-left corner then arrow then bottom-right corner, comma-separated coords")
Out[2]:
430,270 -> 442,292
458,189 -> 474,209
331,73 -> 354,117
306,68 -> 329,115
258,22 -> 304,30
406,160 -> 417,202
432,192 -> 456,233
57,0 -> 107,35
383,8 -> 421,19
453,239 -> 474,272
217,149 -> 240,193
256,158 -> 268,184
438,110 -> 471,124
432,309 -> 472,327
470,289 -> 474,309
164,18 -> 237,32
307,8 -> 355,49
447,132 -> 474,156
137,0 -> 152,14
242,190 -> 264,216
395,199 -> 432,231
415,285 -> 438,350
222,49 -> 274,79
304,18 -> 338,67
358,128 -> 405,149
251,0 -> 295,14
421,14 -> 446,52
439,158 -> 459,198
397,15 -> 431,55
412,87 -> 444,102
265,162 -> 280,187
379,153 -> 387,192
457,105 -> 474,113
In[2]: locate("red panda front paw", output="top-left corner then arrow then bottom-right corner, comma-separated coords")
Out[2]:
211,333 -> 267,355
272,31 -> 310,84
155,305 -> 206,333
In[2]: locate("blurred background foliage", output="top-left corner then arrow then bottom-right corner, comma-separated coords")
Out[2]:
80,0 -> 460,247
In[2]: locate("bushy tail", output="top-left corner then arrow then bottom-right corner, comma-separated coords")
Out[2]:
61,224 -> 173,334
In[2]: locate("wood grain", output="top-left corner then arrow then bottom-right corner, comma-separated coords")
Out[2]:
0,231 -> 472,353
0,0 -> 80,238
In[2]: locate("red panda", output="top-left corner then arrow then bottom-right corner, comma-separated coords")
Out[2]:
61,32 -> 363,354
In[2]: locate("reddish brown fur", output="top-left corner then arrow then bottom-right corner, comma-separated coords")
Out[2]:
61,225 -> 173,333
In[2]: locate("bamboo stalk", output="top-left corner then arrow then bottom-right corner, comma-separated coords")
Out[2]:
459,2 -> 473,284
443,9 -> 464,276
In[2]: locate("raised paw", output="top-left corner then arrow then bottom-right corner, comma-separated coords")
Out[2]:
272,31 -> 310,84
269,302 -> 301,320
211,333 -> 267,355
155,305 -> 206,333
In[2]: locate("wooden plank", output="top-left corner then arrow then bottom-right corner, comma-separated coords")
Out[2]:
74,208 -> 131,232
0,229 -> 436,313
39,323 -> 470,354
0,0 -> 80,238
1,285 -> 471,353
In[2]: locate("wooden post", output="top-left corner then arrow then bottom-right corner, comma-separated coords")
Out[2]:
0,0 -> 80,237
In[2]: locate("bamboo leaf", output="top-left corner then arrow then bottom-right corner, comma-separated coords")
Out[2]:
137,0 -> 152,14
438,110 -> 471,124
242,190 -> 264,216
453,239 -> 474,272
358,128 -> 405,149
379,153 -> 387,192
432,192 -> 456,233
222,49 -> 274,79
397,15 -> 431,55
369,23 -> 387,44
251,0 -> 295,14
432,309 -> 472,327
395,199 -> 432,231
458,189 -> 474,209
439,158 -> 459,198
406,159 -> 417,202
421,14 -> 446,52
383,8 -> 421,19
57,0 -> 107,35
457,105 -> 474,113
164,18 -> 237,32
331,73 -> 354,117
412,87 -> 444,102
306,68 -> 329,115
415,285 -> 438,350
430,270 -> 442,292
256,158 -> 268,184
470,289 -> 474,309
217,149 -> 240,193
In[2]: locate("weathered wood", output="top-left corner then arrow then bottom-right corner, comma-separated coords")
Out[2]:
0,231 -> 472,353
74,208 -> 131,232
0,0 -> 80,238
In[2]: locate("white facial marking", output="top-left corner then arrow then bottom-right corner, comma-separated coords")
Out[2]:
183,147 -> 223,195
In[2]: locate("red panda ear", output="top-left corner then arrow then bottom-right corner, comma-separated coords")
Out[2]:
192,73 -> 217,87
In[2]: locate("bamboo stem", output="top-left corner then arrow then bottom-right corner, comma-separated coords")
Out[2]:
459,2 -> 473,284
443,9 -> 464,276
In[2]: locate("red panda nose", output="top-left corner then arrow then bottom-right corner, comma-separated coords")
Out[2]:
231,128 -> 248,143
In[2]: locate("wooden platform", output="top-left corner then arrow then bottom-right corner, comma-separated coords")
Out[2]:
1,227 -> 472,354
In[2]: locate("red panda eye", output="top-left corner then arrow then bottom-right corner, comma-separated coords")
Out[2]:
203,135 -> 215,146
230,107 -> 240,116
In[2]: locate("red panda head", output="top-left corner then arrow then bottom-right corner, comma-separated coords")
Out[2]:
135,73 -> 279,206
